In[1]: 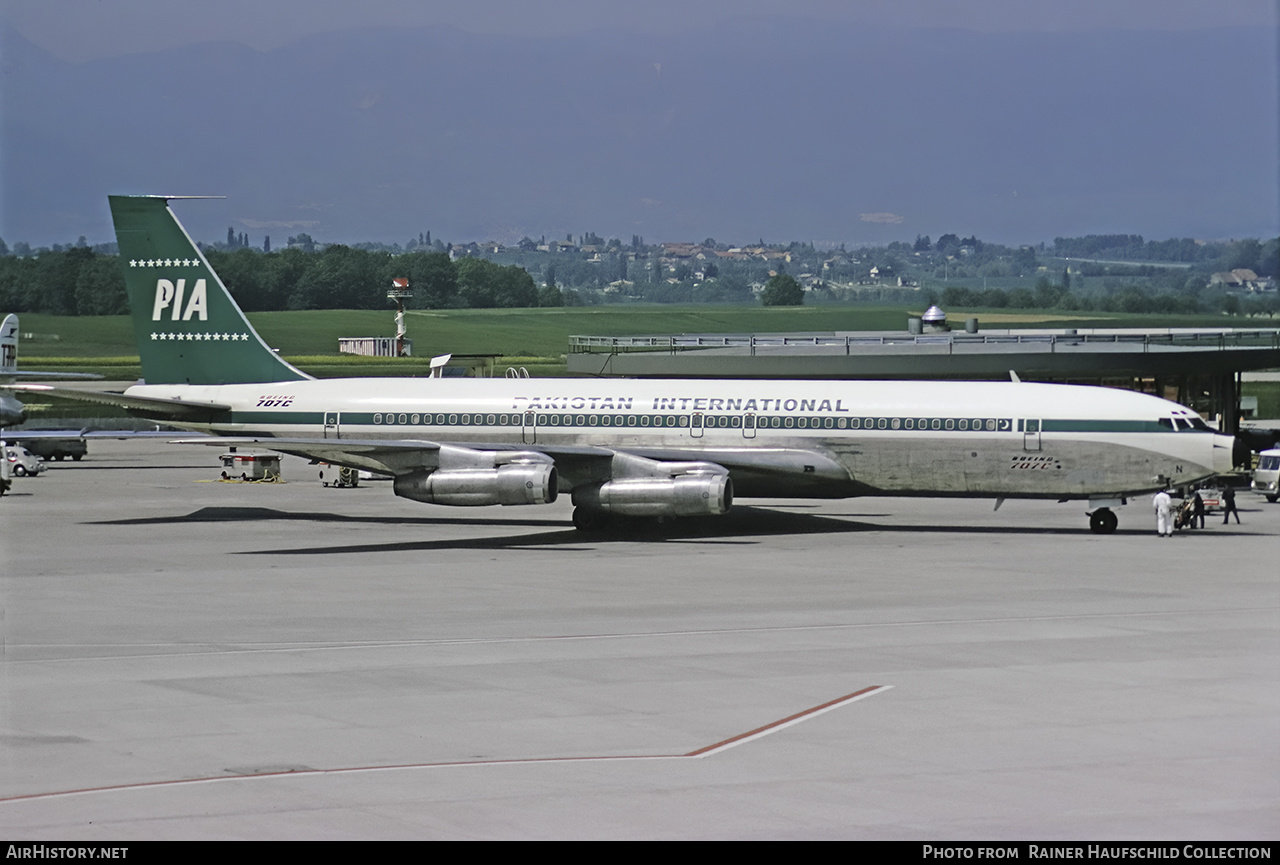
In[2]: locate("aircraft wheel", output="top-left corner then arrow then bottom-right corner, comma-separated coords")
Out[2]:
1089,508 -> 1118,534
54,454 -> 65,461
72,454 -> 83,461
572,506 -> 612,533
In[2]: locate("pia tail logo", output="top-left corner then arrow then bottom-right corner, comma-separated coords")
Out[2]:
152,279 -> 208,321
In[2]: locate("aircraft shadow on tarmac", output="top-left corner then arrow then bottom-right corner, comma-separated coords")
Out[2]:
84,503 -> 1198,555
93,506 -> 566,530
91,504 -> 854,554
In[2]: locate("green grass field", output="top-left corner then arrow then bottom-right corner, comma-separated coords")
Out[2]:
1248,382 -> 1280,419
13,305 -> 1260,363
16,306 -> 933,362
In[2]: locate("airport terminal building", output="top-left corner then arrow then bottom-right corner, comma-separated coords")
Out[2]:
567,313 -> 1280,438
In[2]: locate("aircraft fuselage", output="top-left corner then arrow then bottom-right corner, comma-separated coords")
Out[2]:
128,376 -> 1233,501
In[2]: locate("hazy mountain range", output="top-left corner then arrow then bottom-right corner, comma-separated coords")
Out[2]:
2,19 -> 1276,249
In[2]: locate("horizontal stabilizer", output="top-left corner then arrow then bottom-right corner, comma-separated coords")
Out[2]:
0,370 -> 103,382
0,428 -> 212,441
1,383 -> 231,421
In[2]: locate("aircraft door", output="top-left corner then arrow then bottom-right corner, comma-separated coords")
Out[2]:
690,412 -> 704,438
1022,418 -> 1042,452
742,413 -> 756,439
323,411 -> 341,439
522,411 -> 537,444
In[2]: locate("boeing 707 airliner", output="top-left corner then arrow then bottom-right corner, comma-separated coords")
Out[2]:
2,196 -> 1241,533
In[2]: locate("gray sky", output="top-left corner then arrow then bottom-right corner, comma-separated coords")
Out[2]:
5,0 -> 1277,62
2,0 -> 1276,247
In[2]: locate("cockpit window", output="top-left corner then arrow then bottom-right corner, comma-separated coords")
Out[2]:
1188,417 -> 1211,431
1157,418 -> 1174,430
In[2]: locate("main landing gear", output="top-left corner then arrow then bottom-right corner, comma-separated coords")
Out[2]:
572,506 -> 613,533
1088,507 -> 1118,534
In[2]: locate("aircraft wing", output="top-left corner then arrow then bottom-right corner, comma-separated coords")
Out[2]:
1,383 -> 231,422
426,439 -> 857,495
172,436 -> 448,476
170,435 -> 615,478
169,436 -> 860,497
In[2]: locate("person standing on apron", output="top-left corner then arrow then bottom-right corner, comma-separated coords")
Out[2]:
1222,486 -> 1241,524
1153,489 -> 1175,537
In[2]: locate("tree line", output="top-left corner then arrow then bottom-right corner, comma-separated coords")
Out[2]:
1,232 -> 1275,316
1052,234 -> 1277,271
932,276 -> 1278,318
0,245 -> 568,316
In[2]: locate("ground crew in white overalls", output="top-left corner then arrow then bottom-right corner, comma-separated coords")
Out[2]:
1152,489 -> 1175,537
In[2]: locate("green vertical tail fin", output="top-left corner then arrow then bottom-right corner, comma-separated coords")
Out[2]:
109,195 -> 310,385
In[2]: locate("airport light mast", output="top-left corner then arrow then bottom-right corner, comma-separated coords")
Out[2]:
388,278 -> 412,357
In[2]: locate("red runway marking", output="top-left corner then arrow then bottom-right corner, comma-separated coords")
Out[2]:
0,684 -> 890,804
686,685 -> 888,756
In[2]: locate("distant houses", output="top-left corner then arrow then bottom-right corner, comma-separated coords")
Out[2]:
1211,269 -> 1276,292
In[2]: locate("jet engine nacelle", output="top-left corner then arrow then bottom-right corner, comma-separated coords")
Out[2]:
573,472 -> 733,517
393,449 -> 558,506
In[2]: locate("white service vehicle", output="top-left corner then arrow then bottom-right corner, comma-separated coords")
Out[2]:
1251,448 -> 1280,502
4,444 -> 43,477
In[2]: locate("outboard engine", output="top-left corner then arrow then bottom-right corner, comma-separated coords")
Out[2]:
394,448 -> 557,506
571,454 -> 733,518
573,472 -> 733,518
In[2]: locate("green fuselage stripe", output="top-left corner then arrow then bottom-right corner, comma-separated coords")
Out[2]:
222,410 -> 1200,436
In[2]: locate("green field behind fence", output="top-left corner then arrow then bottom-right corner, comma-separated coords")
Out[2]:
14,305 -> 1263,363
